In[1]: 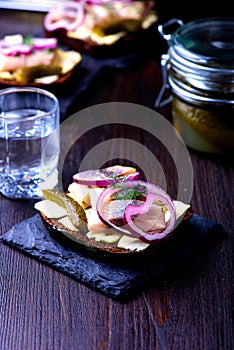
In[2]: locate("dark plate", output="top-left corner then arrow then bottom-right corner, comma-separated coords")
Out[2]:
45,22 -> 160,58
0,64 -> 79,88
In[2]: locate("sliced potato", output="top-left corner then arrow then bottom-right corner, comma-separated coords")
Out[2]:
0,71 -> 14,80
86,230 -> 122,243
52,48 -> 82,75
34,199 -> 67,219
173,200 -> 191,222
58,216 -> 79,231
67,182 -> 91,209
89,187 -> 105,209
34,75 -> 59,84
117,235 -> 150,251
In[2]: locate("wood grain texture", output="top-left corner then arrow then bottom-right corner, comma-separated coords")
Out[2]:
0,8 -> 233,350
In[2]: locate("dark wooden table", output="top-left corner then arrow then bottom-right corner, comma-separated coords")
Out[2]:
0,6 -> 233,350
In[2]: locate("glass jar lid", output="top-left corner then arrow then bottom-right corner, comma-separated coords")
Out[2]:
156,18 -> 234,107
170,17 -> 234,67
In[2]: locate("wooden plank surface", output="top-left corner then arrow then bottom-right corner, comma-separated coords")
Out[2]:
0,7 -> 233,350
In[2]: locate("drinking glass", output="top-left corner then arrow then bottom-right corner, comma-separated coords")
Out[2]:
0,87 -> 60,199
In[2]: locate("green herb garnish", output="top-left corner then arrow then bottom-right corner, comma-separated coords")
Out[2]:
108,175 -> 147,200
23,35 -> 33,46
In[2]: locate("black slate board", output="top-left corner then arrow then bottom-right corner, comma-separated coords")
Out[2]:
0,213 -> 225,300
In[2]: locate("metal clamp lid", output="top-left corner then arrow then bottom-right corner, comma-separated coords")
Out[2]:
154,54 -> 172,108
158,18 -> 184,43
155,19 -> 184,108
155,17 -> 234,108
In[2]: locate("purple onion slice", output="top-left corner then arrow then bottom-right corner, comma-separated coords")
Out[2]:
44,1 -> 85,33
84,0 -> 133,4
123,192 -> 176,242
33,38 -> 58,50
96,180 -> 176,243
73,166 -> 140,187
0,44 -> 32,56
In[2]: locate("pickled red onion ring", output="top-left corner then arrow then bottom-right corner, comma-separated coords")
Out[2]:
0,44 -> 32,56
33,37 -> 58,50
84,0 -> 133,4
124,192 -> 176,242
0,37 -> 58,56
73,167 -> 140,187
96,180 -> 176,243
44,1 -> 84,32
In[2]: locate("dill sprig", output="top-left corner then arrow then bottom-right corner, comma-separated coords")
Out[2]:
23,35 -> 33,45
108,175 -> 147,200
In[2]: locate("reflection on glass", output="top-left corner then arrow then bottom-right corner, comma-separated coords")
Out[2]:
0,0 -> 63,12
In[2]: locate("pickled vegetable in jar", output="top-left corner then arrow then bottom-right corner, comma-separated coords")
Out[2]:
155,18 -> 234,154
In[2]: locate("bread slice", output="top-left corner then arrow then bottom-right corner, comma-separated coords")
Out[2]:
40,211 -> 151,260
0,68 -> 76,87
0,34 -> 82,86
36,195 -> 193,263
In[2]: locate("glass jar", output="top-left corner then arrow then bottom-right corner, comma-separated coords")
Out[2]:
155,18 -> 234,154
